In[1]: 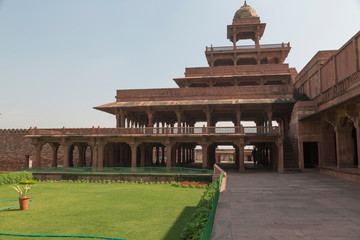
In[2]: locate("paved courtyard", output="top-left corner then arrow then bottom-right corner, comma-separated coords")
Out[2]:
211,172 -> 360,240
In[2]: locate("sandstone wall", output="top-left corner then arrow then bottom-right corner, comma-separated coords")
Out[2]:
0,129 -> 57,171
0,129 -> 34,171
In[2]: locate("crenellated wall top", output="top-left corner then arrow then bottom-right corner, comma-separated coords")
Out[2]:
0,129 -> 30,134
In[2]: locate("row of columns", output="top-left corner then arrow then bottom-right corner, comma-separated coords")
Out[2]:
114,107 -> 274,130
297,104 -> 360,170
32,138 -> 285,172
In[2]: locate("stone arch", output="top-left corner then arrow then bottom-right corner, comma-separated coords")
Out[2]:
40,143 -> 53,167
335,117 -> 357,168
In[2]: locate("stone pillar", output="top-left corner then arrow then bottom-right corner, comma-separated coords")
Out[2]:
201,143 -> 209,169
49,143 -> 59,167
255,29 -> 260,48
181,147 -> 185,165
232,32 -> 237,50
235,142 -> 245,172
177,147 -> 181,166
78,144 -> 87,167
298,139 -> 304,170
96,142 -> 105,168
276,138 -> 284,173
171,146 -> 177,166
109,144 -> 115,167
268,111 -> 273,128
61,141 -> 71,168
355,121 -> 360,169
119,144 -> 124,167
176,110 -> 182,133
140,144 -> 145,167
185,147 -> 189,164
33,141 -> 44,168
335,124 -> 354,168
156,146 -> 160,166
165,144 -> 173,168
236,107 -> 242,127
119,109 -> 126,128
161,146 -> 165,165
130,143 -> 139,168
204,106 -> 213,127
115,113 -> 120,128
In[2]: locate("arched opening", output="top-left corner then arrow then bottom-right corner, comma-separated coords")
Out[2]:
237,58 -> 257,65
40,143 -> 53,167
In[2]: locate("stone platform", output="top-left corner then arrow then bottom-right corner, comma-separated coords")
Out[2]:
211,172 -> 360,240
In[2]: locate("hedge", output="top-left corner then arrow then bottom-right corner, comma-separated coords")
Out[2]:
0,171 -> 33,185
181,180 -> 217,240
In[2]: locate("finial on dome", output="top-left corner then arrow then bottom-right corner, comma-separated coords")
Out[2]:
234,1 -> 258,19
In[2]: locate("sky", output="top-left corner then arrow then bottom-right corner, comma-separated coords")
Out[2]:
0,0 -> 359,129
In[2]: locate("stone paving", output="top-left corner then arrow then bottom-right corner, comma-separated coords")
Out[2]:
211,172 -> 360,240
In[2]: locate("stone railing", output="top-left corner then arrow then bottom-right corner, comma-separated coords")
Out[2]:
205,43 -> 290,52
184,64 -> 290,77
116,85 -> 293,101
318,71 -> 360,104
28,126 -> 281,137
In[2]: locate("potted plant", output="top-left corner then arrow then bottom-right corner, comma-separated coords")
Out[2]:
11,184 -> 31,210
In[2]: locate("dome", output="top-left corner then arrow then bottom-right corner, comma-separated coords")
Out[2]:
234,1 -> 258,19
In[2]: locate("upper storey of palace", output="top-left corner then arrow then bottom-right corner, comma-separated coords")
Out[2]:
95,2 -> 296,117
174,1 -> 296,88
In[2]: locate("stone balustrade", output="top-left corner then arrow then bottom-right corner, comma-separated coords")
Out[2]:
116,85 -> 293,102
28,126 -> 281,136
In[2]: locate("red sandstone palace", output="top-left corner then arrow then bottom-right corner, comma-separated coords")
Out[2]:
1,2 -> 360,175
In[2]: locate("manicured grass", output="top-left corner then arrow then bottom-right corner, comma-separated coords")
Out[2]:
0,182 -> 205,240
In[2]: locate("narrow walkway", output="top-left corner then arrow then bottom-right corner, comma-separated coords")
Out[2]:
211,172 -> 360,240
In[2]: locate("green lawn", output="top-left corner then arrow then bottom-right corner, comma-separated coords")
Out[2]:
0,182 -> 205,240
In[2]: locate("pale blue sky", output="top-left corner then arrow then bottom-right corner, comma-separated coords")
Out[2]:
0,0 -> 359,129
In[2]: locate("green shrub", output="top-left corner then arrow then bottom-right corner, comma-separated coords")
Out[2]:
170,181 -> 181,187
0,171 -> 33,185
181,180 -> 218,240
19,179 -> 36,184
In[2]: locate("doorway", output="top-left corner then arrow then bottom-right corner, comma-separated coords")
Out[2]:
303,142 -> 319,168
